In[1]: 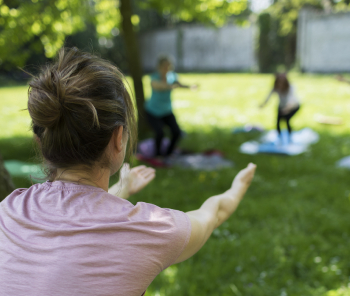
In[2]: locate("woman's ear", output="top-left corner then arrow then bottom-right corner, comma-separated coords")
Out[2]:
113,126 -> 124,152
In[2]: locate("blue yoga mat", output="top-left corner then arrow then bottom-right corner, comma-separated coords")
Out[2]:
240,128 -> 319,155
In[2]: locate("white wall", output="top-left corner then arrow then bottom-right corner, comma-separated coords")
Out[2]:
297,9 -> 350,72
139,24 -> 256,72
139,29 -> 178,71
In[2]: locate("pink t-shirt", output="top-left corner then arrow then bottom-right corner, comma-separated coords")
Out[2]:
0,181 -> 191,296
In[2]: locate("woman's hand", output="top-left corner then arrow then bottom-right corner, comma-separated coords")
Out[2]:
120,164 -> 156,196
229,163 -> 256,199
215,163 -> 256,226
190,84 -> 199,91
172,81 -> 198,90
109,164 -> 156,199
171,83 -> 180,90
176,163 -> 256,264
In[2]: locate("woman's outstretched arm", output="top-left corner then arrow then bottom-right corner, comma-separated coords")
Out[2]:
259,90 -> 274,108
173,81 -> 198,90
174,163 -> 256,264
151,80 -> 179,91
151,80 -> 197,91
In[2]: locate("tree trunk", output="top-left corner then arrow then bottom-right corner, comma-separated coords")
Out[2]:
285,32 -> 296,70
119,0 -> 148,137
0,153 -> 15,201
258,13 -> 273,73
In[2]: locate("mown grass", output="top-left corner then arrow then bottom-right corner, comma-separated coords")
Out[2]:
1,74 -> 350,296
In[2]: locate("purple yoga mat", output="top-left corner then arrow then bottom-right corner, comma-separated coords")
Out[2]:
138,138 -> 170,158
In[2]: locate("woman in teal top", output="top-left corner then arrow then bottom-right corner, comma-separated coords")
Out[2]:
145,56 -> 197,158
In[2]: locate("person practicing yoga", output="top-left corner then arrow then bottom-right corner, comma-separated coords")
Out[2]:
145,55 -> 197,160
0,47 -> 256,296
260,73 -> 300,142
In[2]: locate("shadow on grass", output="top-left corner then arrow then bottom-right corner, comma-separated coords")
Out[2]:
1,129 -> 350,296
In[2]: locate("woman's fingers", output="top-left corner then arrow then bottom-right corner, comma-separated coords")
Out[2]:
127,166 -> 156,195
131,165 -> 146,173
143,172 -> 156,183
140,168 -> 156,177
129,166 -> 156,182
120,163 -> 130,172
232,163 -> 257,187
120,163 -> 131,178
242,163 -> 257,181
247,162 -> 256,170
128,166 -> 146,178
140,171 -> 156,184
238,163 -> 256,176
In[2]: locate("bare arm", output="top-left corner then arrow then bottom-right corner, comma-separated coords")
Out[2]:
108,164 -> 156,199
173,81 -> 198,90
174,163 -> 256,264
151,80 -> 178,91
260,90 -> 274,108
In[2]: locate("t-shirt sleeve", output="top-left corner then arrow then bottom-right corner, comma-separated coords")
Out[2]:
161,208 -> 191,269
130,202 -> 192,271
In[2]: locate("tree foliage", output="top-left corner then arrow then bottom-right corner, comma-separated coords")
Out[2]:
0,0 -> 121,68
256,0 -> 350,72
267,0 -> 350,36
0,0 -> 251,138
0,0 -> 250,69
0,0 -> 84,67
139,0 -> 249,26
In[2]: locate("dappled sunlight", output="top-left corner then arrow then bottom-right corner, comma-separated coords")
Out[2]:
324,287 -> 350,296
95,0 -> 121,36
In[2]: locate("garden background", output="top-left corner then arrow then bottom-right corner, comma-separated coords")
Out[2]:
1,73 -> 350,295
1,0 -> 350,295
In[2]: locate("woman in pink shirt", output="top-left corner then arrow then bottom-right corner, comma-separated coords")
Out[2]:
0,47 -> 256,296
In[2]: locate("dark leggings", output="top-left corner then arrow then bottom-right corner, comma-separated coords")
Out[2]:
277,105 -> 300,135
146,111 -> 181,156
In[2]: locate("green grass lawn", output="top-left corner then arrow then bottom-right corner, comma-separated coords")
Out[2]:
1,74 -> 350,296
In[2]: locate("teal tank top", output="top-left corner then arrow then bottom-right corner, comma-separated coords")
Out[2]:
145,71 -> 178,117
